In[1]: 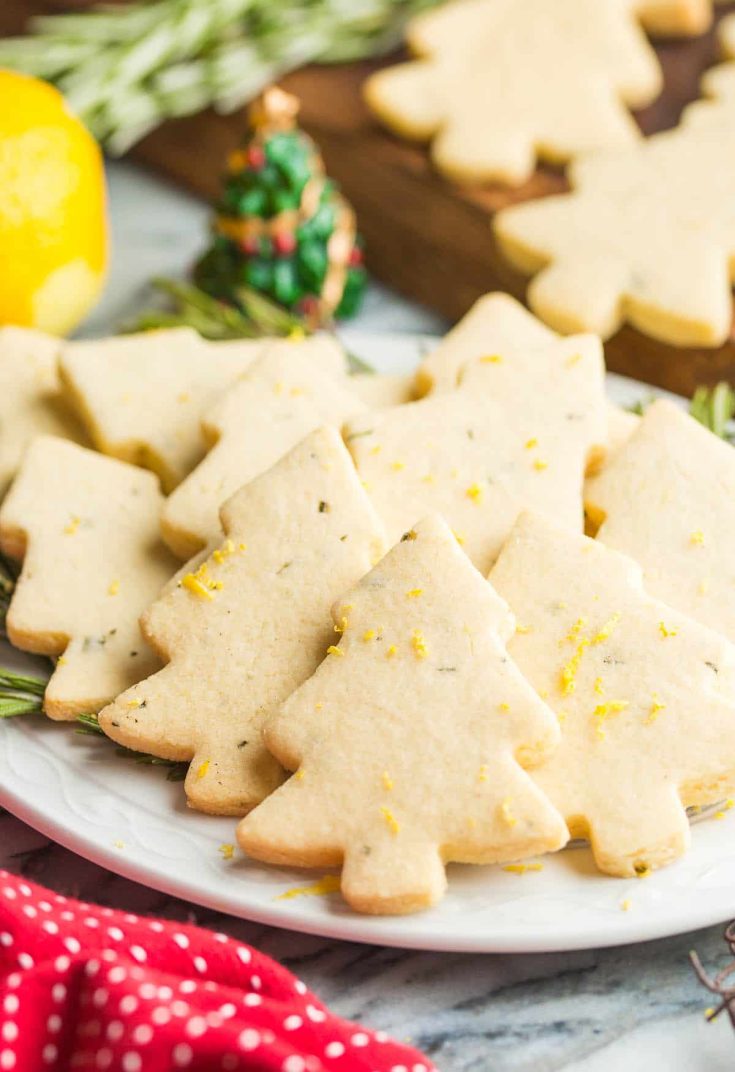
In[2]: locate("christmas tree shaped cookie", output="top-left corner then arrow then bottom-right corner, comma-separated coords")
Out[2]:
345,334 -> 606,573
0,437 -> 176,719
416,292 -> 558,395
98,428 -> 385,816
59,328 -> 268,492
0,327 -> 86,496
365,0 -> 707,186
586,399 -> 735,644
490,512 -> 735,877
161,339 -> 366,559
495,120 -> 735,345
238,514 -> 567,915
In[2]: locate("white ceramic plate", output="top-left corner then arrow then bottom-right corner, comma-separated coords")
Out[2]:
2,331 -> 733,955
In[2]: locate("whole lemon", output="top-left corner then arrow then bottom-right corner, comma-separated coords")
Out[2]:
0,70 -> 108,335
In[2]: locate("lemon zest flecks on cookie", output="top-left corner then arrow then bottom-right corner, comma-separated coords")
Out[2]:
620,899 -> 632,912
593,700 -> 629,739
659,621 -> 678,639
564,617 -> 587,644
362,629 -> 376,642
452,529 -> 466,546
690,529 -> 705,547
370,444 -> 382,456
218,843 -> 234,860
411,630 -> 428,659
213,538 -> 235,564
294,769 -> 305,782
560,639 -> 589,695
107,579 -> 120,596
499,702 -> 510,713
499,797 -> 517,827
698,578 -> 710,596
714,798 -> 735,820
503,863 -> 543,874
646,694 -> 666,725
326,645 -> 344,657
382,771 -> 394,791
276,875 -> 341,901
380,806 -> 400,835
406,588 -> 423,599
466,483 -> 483,502
196,760 -> 210,780
515,624 -> 532,635
525,437 -> 538,450
533,459 -> 548,472
593,677 -> 604,696
391,461 -> 405,472
478,764 -> 489,783
182,562 -> 222,600
63,515 -> 81,536
592,613 -> 620,645
57,656 -> 67,666
480,354 -> 503,364
126,698 -> 143,709
386,645 -> 397,658
565,353 -> 582,368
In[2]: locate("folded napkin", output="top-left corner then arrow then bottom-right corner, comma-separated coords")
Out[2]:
0,870 -> 433,1072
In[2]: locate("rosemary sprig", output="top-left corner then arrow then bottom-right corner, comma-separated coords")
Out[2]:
125,277 -> 374,372
690,383 -> 735,442
0,667 -> 186,780
0,669 -> 45,719
77,713 -> 187,781
124,278 -> 304,340
0,0 -> 441,154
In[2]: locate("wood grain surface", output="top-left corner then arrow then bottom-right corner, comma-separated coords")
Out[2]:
2,0 -> 735,394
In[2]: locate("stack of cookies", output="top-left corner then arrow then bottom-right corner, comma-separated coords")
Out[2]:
1,298 -> 735,916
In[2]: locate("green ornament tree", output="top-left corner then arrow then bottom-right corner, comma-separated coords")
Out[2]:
195,86 -> 366,327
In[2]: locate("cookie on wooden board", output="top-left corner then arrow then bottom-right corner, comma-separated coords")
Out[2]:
98,428 -> 386,816
238,514 -> 567,915
586,399 -> 735,643
0,327 -> 86,496
161,340 -> 367,559
365,0 -> 709,187
0,437 -> 176,720
495,121 -> 735,346
345,334 -> 607,573
490,511 -> 735,877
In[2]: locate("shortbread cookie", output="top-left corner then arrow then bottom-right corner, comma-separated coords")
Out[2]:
495,121 -> 735,345
349,372 -> 418,409
239,514 -> 567,915
345,334 -> 606,573
98,429 -> 385,816
0,327 -> 86,496
587,399 -> 735,643
161,342 -> 367,559
721,11 -> 735,54
0,437 -> 176,720
416,292 -> 557,396
490,512 -> 735,877
364,0 -> 704,187
59,329 -> 263,492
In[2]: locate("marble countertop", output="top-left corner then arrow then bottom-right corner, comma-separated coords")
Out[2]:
2,161 -> 735,1072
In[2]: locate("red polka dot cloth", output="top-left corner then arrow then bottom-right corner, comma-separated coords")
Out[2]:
0,871 -> 434,1072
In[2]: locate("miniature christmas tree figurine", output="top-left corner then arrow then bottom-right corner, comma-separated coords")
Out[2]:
195,86 -> 366,328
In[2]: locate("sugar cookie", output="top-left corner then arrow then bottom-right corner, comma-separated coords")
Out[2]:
161,341 -> 366,559
586,399 -> 735,643
495,122 -> 735,346
345,334 -> 606,572
98,428 -> 386,816
0,437 -> 176,720
490,511 -> 735,877
238,514 -> 567,915
0,327 -> 86,496
364,0 -> 704,187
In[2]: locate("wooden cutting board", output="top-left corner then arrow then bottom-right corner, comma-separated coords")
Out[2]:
3,0 -> 735,395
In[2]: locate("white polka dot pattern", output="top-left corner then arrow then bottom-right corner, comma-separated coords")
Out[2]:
0,869 -> 433,1072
